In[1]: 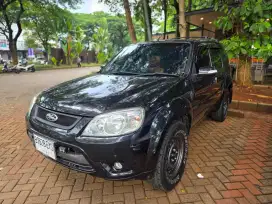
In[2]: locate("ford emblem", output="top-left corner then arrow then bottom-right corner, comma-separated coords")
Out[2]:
45,113 -> 58,122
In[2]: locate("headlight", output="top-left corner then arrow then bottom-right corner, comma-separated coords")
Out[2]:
27,94 -> 39,116
82,107 -> 145,137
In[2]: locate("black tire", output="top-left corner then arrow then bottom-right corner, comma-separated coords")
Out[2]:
31,67 -> 35,72
211,94 -> 229,122
150,119 -> 189,191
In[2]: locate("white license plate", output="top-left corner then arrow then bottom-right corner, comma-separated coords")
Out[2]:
34,135 -> 56,160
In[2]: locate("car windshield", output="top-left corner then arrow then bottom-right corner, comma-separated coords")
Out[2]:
101,43 -> 190,76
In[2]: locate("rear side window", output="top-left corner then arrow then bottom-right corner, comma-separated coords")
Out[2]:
196,47 -> 210,72
210,48 -> 224,73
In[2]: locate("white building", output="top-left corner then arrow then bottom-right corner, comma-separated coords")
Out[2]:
0,24 -> 28,61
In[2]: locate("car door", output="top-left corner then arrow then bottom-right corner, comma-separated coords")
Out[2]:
209,46 -> 225,106
192,45 -> 212,119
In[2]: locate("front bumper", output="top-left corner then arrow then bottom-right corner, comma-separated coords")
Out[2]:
26,114 -> 154,180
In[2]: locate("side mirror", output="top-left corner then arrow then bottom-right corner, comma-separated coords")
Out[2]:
98,64 -> 105,74
199,66 -> 217,75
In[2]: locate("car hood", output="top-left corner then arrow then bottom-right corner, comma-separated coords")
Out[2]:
37,74 -> 180,116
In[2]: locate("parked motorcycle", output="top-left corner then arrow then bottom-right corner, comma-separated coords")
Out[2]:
16,63 -> 35,72
2,62 -> 21,74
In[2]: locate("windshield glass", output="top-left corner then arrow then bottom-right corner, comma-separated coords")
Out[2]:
101,43 -> 190,75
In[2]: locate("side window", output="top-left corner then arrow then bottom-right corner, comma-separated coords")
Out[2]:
210,48 -> 223,73
196,46 -> 210,73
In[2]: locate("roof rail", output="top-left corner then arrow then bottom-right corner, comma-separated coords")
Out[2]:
165,36 -> 218,40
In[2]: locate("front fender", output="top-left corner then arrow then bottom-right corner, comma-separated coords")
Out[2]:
145,97 -> 192,170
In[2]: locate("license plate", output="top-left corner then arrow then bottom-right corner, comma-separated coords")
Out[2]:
34,135 -> 56,160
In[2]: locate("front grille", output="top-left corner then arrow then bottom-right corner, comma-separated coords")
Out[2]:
33,105 -> 81,129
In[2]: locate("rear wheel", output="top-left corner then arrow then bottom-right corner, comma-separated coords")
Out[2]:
150,119 -> 188,191
31,67 -> 35,72
211,94 -> 229,122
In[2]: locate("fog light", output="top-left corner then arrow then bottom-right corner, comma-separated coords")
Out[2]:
59,146 -> 66,153
113,162 -> 123,170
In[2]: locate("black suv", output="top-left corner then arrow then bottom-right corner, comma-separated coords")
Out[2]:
26,39 -> 232,191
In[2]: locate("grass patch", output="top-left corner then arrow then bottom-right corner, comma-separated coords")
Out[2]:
35,63 -> 100,71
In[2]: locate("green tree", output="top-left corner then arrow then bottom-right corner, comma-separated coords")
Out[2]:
92,27 -> 113,63
0,0 -> 24,64
74,12 -> 131,52
60,19 -> 74,65
0,0 -> 81,65
100,0 -> 137,43
214,0 -> 272,86
75,26 -> 84,57
23,4 -> 72,60
107,15 -> 130,51
23,31 -> 40,49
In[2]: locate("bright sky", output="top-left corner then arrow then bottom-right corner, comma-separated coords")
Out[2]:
72,0 -> 110,13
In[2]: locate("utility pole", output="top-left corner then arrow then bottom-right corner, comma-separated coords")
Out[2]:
179,0 -> 186,38
143,0 -> 152,41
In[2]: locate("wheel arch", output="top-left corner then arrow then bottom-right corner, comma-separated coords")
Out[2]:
145,97 -> 192,170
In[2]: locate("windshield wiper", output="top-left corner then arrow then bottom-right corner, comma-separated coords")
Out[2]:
111,71 -> 141,76
140,73 -> 179,77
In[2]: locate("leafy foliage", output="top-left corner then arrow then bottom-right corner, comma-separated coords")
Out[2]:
51,57 -> 57,66
92,27 -> 113,63
23,4 -> 72,59
0,0 -> 82,64
214,0 -> 272,86
214,0 -> 272,60
74,12 -> 135,53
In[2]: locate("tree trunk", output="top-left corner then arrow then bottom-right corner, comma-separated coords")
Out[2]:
163,0 -> 167,39
123,0 -> 137,43
237,56 -> 252,86
147,1 -> 152,37
173,0 -> 180,38
67,35 -> 72,65
186,0 -> 192,37
179,0 -> 186,38
141,0 -> 152,41
9,40 -> 18,65
143,0 -> 152,41
42,43 -> 49,62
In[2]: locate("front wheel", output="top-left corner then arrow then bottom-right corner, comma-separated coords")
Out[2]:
150,120 -> 188,191
31,67 -> 35,72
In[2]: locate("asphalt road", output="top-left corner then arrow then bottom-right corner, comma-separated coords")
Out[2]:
0,67 -> 100,106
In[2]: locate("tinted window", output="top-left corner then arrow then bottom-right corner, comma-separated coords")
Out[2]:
210,48 -> 224,73
196,46 -> 210,72
101,43 -> 190,75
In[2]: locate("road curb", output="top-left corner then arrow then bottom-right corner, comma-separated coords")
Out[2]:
230,100 -> 272,113
228,109 -> 245,118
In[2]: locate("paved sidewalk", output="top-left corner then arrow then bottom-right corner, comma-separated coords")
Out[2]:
0,68 -> 271,204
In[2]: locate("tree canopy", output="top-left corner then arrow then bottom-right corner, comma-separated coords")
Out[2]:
214,0 -> 272,60
23,4 -> 72,59
0,0 -> 81,64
